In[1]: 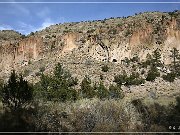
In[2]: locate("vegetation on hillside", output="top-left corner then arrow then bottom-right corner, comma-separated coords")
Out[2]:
0,47 -> 179,132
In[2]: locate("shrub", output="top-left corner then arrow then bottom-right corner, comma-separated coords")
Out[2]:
130,56 -> 139,63
141,69 -> 145,75
162,72 -> 176,82
45,35 -> 51,39
39,67 -> 45,73
29,32 -> 34,36
114,71 -> 127,86
101,65 -> 109,72
96,82 -> 109,99
85,60 -> 92,66
124,29 -> 132,37
23,69 -> 30,77
114,71 -> 145,86
109,85 -> 124,99
0,108 -> 36,131
100,74 -> 103,80
108,29 -> 117,35
123,57 -> 130,65
125,72 -> 145,86
35,72 -> 41,77
28,60 -> 32,64
112,59 -> 117,62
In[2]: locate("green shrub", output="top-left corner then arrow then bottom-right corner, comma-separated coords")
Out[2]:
35,72 -> 41,77
45,35 -> 51,39
101,65 -> 109,72
130,56 -> 139,63
39,67 -> 45,73
29,32 -> 34,36
108,29 -> 117,34
114,71 -> 145,86
96,82 -> 109,99
123,57 -> 130,65
23,69 -> 30,77
141,69 -> 145,75
114,72 -> 127,86
126,72 -> 145,86
124,29 -> 132,37
162,72 -> 176,82
85,59 -> 92,67
142,50 -> 163,69
109,85 -> 124,99
100,74 -> 103,80
28,60 -> 32,64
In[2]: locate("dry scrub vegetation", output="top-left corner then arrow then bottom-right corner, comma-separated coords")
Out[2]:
0,47 -> 180,133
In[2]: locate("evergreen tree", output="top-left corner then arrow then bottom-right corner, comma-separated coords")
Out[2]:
146,53 -> 153,66
96,81 -> 109,99
170,47 -> 180,74
36,63 -> 78,102
2,70 -> 33,111
80,76 -> 95,98
152,48 -> 162,67
146,66 -> 160,82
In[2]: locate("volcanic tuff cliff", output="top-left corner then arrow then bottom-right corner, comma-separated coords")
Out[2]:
0,11 -> 180,83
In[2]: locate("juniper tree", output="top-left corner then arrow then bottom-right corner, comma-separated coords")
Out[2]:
80,76 -> 95,98
36,63 -> 78,102
2,70 -> 33,111
96,81 -> 109,99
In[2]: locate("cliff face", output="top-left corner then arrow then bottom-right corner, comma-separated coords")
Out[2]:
0,36 -> 43,74
0,11 -> 180,78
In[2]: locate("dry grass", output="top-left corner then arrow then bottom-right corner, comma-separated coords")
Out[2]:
0,95 -> 179,132
34,98 -> 143,132
143,96 -> 177,106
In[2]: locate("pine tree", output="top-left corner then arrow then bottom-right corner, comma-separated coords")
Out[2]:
152,48 -> 162,67
170,47 -> 180,74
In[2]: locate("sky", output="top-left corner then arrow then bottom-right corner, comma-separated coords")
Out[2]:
0,0 -> 180,35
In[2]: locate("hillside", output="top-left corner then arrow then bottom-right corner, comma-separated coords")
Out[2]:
0,11 -> 180,99
1,10 -> 180,132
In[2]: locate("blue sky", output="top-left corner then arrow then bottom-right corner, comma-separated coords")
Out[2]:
0,0 -> 180,35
